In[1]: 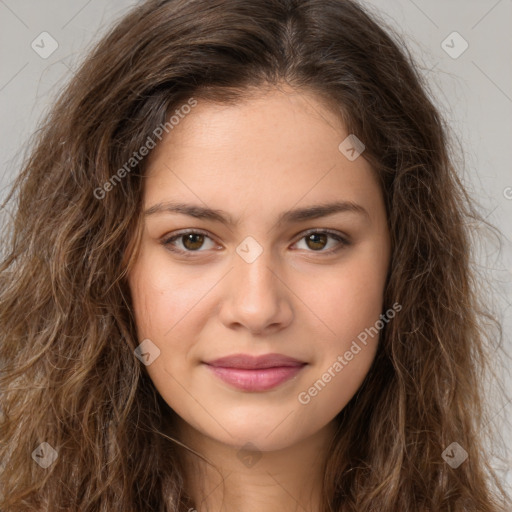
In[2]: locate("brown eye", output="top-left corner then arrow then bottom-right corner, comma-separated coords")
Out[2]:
162,229 -> 349,257
305,233 -> 328,251
181,233 -> 206,251
294,230 -> 349,254
162,230 -> 217,254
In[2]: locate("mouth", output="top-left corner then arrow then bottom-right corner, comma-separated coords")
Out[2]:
202,353 -> 307,391
204,352 -> 306,369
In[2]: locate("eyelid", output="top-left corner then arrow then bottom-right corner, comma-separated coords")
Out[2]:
291,228 -> 350,255
297,228 -> 350,244
162,228 -> 220,251
161,227 -> 350,255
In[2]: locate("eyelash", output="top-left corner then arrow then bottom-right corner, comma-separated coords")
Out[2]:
161,228 -> 350,257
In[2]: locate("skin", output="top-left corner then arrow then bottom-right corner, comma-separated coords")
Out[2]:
127,84 -> 391,512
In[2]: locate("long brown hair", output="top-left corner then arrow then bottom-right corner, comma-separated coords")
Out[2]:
1,0 -> 510,510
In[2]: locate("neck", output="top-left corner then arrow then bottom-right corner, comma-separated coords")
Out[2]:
170,417 -> 337,512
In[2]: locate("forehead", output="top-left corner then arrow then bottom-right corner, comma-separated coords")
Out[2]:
151,87 -> 344,157
143,88 -> 383,225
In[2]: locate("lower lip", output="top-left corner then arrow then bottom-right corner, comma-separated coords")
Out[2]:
204,364 -> 306,391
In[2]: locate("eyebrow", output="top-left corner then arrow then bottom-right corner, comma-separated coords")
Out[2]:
144,200 -> 370,227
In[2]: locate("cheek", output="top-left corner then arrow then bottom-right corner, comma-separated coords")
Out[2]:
297,345 -> 377,423
128,249 -> 212,339
295,266 -> 385,418
339,267 -> 387,334
298,251 -> 388,348
127,251 -> 214,391
294,248 -> 387,414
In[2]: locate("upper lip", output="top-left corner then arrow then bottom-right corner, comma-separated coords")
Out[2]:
204,353 -> 306,369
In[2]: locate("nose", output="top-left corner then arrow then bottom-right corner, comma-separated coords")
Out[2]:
218,248 -> 293,336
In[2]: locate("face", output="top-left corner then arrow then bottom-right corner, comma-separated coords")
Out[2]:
127,86 -> 391,452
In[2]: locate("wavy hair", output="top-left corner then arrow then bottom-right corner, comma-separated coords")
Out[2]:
1,0 -> 510,510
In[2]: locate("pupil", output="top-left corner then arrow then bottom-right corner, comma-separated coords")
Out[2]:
184,234 -> 204,250
181,233 -> 328,251
308,233 -> 326,250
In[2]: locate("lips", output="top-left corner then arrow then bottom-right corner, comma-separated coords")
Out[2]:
204,353 -> 306,370
203,353 -> 307,391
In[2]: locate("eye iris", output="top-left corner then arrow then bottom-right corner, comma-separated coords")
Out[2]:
183,233 -> 205,250
306,233 -> 327,250
174,232 -> 336,252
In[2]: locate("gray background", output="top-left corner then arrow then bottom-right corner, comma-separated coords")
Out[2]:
1,0 -> 511,493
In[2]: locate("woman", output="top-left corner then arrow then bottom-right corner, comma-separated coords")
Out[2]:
1,0 -> 510,510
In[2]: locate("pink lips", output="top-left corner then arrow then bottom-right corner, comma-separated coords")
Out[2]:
204,353 -> 307,391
